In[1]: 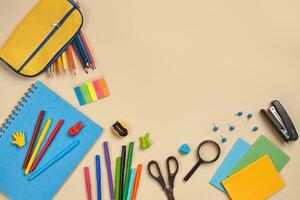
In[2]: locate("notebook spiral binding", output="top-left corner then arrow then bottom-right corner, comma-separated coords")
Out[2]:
0,83 -> 37,138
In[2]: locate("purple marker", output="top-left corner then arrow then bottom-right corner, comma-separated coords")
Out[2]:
103,142 -> 115,200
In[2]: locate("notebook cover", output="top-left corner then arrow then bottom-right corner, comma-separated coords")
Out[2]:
229,135 -> 290,176
222,155 -> 285,200
0,81 -> 103,200
209,138 -> 251,192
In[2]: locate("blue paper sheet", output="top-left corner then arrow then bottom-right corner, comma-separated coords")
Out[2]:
0,81 -> 103,200
209,138 -> 250,192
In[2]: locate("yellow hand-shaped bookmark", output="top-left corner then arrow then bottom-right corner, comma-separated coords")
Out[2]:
12,131 -> 26,148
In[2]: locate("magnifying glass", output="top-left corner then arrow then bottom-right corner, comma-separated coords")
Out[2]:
183,140 -> 221,182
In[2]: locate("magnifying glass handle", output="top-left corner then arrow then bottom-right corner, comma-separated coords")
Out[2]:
183,160 -> 202,182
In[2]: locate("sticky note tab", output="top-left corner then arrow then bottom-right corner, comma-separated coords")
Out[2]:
80,84 -> 92,104
229,135 -> 290,176
98,78 -> 110,97
222,155 -> 285,200
74,86 -> 86,106
86,82 -> 98,102
92,80 -> 105,99
210,138 -> 251,192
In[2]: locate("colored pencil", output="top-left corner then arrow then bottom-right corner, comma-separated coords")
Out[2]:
51,63 -> 56,77
25,119 -> 52,174
28,140 -> 79,181
96,155 -> 102,200
84,167 -> 93,200
115,157 -> 121,200
66,45 -> 77,75
120,145 -> 126,200
47,67 -> 51,77
56,56 -> 63,74
72,42 -> 88,73
61,51 -> 68,71
124,142 -> 134,199
74,37 -> 89,67
30,119 -> 64,172
103,142 -> 114,200
76,34 -> 92,67
23,111 -> 45,169
131,164 -> 142,200
126,168 -> 136,200
79,31 -> 95,68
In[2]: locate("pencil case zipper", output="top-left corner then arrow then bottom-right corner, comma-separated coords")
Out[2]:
17,6 -> 77,73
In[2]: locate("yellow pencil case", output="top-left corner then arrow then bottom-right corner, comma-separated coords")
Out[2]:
0,0 -> 83,77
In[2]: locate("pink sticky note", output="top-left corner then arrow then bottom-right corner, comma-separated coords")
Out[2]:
92,80 -> 105,99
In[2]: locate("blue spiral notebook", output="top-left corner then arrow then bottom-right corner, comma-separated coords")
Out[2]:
0,81 -> 103,200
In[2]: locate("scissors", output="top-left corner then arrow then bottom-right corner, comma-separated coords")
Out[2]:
147,156 -> 179,200
183,140 -> 221,182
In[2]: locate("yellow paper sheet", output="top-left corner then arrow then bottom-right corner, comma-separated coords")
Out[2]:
222,155 -> 285,200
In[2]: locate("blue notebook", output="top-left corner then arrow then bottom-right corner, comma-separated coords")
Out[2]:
0,81 -> 103,200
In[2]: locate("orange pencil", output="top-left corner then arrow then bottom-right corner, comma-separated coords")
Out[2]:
66,45 -> 77,75
131,164 -> 142,200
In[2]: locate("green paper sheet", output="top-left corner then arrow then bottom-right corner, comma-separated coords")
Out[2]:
229,135 -> 290,176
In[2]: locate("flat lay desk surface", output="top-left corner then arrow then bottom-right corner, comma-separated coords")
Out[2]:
1,0 -> 300,199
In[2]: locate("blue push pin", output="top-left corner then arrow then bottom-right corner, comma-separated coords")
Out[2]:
235,111 -> 243,117
228,124 -> 235,132
247,113 -> 253,121
221,136 -> 227,143
251,126 -> 259,132
213,123 -> 219,132
179,144 -> 191,155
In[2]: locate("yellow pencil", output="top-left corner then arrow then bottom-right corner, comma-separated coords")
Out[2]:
56,56 -> 63,75
25,119 -> 52,175
62,51 -> 68,71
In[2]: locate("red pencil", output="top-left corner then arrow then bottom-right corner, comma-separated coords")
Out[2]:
23,111 -> 45,169
29,119 -> 64,172
84,167 -> 93,200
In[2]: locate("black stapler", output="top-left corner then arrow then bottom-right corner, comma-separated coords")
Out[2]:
261,100 -> 298,142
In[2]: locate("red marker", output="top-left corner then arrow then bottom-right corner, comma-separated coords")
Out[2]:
30,119 -> 64,172
84,167 -> 93,200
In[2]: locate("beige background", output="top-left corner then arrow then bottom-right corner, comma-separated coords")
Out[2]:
1,0 -> 300,199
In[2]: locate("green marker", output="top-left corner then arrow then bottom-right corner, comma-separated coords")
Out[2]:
123,142 -> 134,199
115,157 -> 121,200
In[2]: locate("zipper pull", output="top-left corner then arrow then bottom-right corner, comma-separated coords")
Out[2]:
52,23 -> 60,28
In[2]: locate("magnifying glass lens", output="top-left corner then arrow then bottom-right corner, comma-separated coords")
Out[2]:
198,142 -> 220,162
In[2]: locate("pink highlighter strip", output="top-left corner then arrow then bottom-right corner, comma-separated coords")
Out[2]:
92,80 -> 105,99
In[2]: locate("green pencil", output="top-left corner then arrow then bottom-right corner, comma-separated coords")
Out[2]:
123,142 -> 134,199
115,157 -> 121,200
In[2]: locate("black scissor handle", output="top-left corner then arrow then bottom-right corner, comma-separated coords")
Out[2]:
166,156 -> 179,188
148,160 -> 166,190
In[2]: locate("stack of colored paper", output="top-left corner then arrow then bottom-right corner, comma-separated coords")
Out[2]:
209,135 -> 290,200
74,77 -> 110,106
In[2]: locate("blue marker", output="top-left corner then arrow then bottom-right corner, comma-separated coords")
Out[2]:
96,155 -> 102,200
28,140 -> 80,181
126,168 -> 136,200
